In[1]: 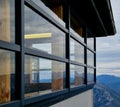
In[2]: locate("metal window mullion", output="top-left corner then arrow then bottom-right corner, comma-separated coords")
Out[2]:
0,41 -> 20,52
24,48 -> 68,63
70,34 -> 86,47
70,61 -> 86,67
94,37 -> 96,82
15,0 -> 25,106
63,0 -> 71,89
84,28 -> 87,85
87,47 -> 96,53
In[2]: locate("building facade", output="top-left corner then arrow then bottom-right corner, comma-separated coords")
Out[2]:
0,0 -> 115,107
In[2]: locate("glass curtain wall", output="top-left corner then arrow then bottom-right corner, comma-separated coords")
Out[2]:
24,4 -> 66,98
0,0 -> 96,105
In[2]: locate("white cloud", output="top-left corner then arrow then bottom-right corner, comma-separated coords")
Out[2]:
96,0 -> 120,76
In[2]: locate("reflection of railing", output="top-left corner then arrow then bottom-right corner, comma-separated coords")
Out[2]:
70,77 -> 84,85
87,73 -> 94,83
25,71 -> 66,93
32,69 -> 52,71
70,71 -> 85,87
25,83 -> 51,93
32,70 -> 52,83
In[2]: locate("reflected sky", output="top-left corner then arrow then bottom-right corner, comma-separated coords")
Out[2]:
24,5 -> 65,58
96,0 -> 120,76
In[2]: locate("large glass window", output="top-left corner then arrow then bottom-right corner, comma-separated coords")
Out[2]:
0,0 -> 15,43
70,38 -> 84,64
24,6 -> 65,58
25,55 -> 66,98
0,49 -> 15,104
87,68 -> 94,84
87,37 -> 94,50
87,50 -> 94,66
70,64 -> 85,87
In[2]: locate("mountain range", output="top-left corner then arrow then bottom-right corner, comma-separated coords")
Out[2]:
94,75 -> 120,107
97,75 -> 120,96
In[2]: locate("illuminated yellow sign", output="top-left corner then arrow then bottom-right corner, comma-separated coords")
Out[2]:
24,33 -> 52,39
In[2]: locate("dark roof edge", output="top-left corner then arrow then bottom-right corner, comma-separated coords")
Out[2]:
91,0 -> 108,36
107,0 -> 116,35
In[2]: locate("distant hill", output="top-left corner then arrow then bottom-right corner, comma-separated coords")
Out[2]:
97,75 -> 120,95
94,83 -> 120,107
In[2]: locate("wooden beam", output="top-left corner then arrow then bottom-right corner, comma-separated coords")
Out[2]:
52,5 -> 63,19
75,27 -> 83,37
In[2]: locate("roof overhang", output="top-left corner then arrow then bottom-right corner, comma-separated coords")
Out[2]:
71,0 -> 116,37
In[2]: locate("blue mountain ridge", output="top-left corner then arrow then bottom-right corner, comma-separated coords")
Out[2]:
94,83 -> 120,107
97,75 -> 120,96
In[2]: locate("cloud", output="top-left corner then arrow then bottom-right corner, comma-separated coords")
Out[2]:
96,0 -> 120,76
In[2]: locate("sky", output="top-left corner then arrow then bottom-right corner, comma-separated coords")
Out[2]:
96,0 -> 120,76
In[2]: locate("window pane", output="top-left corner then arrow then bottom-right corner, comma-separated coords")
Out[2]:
32,0 -> 65,26
70,38 -> 84,63
70,28 -> 84,42
87,68 -> 94,84
87,50 -> 94,66
87,38 -> 94,50
24,6 -> 65,58
25,55 -> 66,98
70,65 -> 85,87
0,49 -> 15,103
0,0 -> 15,43
70,12 -> 84,43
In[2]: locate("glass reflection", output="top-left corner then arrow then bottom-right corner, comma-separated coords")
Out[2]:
0,0 -> 15,43
87,37 -> 94,50
70,65 -> 85,87
32,0 -> 65,26
0,49 -> 15,103
87,68 -> 94,84
87,50 -> 94,66
24,6 -> 65,58
25,55 -> 66,98
70,28 -> 84,42
70,38 -> 84,63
